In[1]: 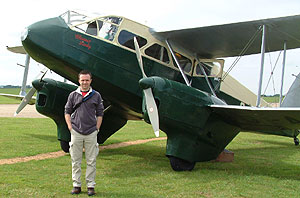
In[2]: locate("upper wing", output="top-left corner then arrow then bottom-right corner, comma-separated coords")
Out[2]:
210,105 -> 300,132
0,93 -> 36,105
153,15 -> 300,58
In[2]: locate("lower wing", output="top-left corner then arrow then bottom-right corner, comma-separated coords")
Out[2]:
0,93 -> 36,105
210,105 -> 300,132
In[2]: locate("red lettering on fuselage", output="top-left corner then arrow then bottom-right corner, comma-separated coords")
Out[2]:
75,34 -> 91,50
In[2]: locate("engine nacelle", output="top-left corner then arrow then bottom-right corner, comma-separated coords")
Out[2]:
33,78 -> 76,142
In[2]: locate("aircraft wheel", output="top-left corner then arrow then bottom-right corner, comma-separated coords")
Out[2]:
60,140 -> 70,153
294,137 -> 299,146
168,156 -> 195,171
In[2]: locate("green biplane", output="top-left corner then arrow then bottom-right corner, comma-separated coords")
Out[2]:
7,11 -> 300,171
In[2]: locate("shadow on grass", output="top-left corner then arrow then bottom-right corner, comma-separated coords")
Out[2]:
24,133 -> 57,143
99,138 -> 300,182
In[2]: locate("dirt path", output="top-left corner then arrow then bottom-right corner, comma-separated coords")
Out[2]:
0,137 -> 167,165
0,104 -> 46,118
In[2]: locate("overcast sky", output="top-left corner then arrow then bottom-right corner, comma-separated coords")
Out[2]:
1,0 -> 300,96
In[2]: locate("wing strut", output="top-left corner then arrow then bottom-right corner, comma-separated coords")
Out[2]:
165,40 -> 191,87
19,54 -> 30,96
256,25 -> 266,107
196,56 -> 217,97
279,41 -> 287,106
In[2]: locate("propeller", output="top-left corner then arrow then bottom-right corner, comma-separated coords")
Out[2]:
14,68 -> 48,116
134,37 -> 159,137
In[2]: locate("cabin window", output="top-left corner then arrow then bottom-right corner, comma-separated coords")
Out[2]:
118,30 -> 147,50
196,62 -> 212,75
194,60 -> 223,77
145,44 -> 170,64
173,52 -> 192,73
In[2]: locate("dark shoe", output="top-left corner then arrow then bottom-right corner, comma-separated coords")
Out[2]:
71,187 -> 81,194
87,188 -> 95,196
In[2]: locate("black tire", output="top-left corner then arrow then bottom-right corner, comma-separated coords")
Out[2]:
168,156 -> 195,171
294,137 -> 299,146
60,140 -> 70,153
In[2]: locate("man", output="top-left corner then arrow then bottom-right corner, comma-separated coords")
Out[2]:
65,70 -> 104,196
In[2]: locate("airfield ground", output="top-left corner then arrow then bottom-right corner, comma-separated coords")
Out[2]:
0,104 -> 166,165
0,104 -> 46,118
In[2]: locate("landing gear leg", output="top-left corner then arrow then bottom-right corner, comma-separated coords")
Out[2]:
60,140 -> 70,153
168,156 -> 195,171
294,136 -> 299,146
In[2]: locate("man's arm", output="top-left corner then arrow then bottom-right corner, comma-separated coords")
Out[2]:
65,113 -> 72,131
96,116 -> 103,131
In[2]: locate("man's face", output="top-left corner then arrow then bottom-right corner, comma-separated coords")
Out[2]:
78,74 -> 92,91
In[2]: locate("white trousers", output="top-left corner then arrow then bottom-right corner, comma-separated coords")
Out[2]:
69,129 -> 99,188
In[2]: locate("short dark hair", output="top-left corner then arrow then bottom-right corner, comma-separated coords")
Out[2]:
78,70 -> 92,79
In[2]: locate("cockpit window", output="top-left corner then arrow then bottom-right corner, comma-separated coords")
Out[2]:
73,16 -> 123,41
97,16 -> 122,41
118,30 -> 147,50
60,10 -> 91,26
86,21 -> 97,36
145,44 -> 170,64
98,20 -> 118,41
102,16 -> 122,25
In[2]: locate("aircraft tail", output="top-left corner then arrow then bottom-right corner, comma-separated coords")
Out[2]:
281,73 -> 300,107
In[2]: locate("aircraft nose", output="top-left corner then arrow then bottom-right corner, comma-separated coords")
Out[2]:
21,17 -> 68,62
32,79 -> 44,91
21,27 -> 29,42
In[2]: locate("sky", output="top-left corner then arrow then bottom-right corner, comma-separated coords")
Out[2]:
1,0 -> 300,96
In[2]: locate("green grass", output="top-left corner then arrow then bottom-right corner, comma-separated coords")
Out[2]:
0,88 -> 33,104
1,118 -> 300,197
262,95 -> 281,103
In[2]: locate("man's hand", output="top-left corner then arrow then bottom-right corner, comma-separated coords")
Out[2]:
65,114 -> 72,131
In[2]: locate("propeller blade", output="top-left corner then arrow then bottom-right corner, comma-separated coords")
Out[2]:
134,37 -> 159,137
144,88 -> 159,137
36,67 -> 48,81
14,87 -> 36,116
134,37 -> 147,78
14,67 -> 48,116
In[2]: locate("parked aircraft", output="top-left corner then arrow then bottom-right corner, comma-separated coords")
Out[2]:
6,11 -> 300,171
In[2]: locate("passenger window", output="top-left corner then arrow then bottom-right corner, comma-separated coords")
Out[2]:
145,44 -> 170,64
118,30 -> 147,50
195,60 -> 223,77
196,63 -> 212,75
174,53 -> 192,73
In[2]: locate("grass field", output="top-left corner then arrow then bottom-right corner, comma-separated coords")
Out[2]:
0,88 -> 32,104
1,117 -> 300,198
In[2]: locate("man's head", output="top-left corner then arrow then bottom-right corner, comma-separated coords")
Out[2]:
78,70 -> 92,91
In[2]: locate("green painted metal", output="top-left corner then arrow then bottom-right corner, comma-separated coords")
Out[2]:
32,78 -> 76,142
140,77 -> 239,162
21,15 -> 300,166
32,78 -> 129,144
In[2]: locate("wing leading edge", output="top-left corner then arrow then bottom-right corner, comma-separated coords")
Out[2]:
0,93 -> 36,105
153,15 -> 300,58
210,105 -> 300,133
